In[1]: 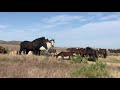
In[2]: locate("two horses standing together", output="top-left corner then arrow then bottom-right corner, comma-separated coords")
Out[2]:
19,37 -> 55,55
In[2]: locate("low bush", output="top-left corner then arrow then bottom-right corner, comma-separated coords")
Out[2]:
71,61 -> 110,78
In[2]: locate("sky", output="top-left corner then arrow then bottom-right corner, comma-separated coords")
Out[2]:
0,12 -> 120,48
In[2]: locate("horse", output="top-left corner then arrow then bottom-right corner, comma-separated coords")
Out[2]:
19,37 -> 47,55
39,38 -> 55,56
55,51 -> 74,60
98,49 -> 107,58
46,39 -> 55,50
82,47 -> 98,61
19,41 -> 33,54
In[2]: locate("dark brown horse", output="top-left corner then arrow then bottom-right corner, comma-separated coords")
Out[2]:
19,37 -> 47,55
81,47 -> 98,61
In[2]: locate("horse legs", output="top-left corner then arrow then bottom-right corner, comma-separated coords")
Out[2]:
38,50 -> 41,55
62,55 -> 64,59
35,50 -> 39,55
95,54 -> 98,60
69,56 -> 70,60
33,49 -> 36,55
26,50 -> 29,54
19,48 -> 22,55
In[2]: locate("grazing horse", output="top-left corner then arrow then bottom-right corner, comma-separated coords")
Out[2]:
55,51 -> 74,60
67,47 -> 85,56
19,37 -> 47,55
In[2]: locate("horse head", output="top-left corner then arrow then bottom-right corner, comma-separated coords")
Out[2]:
50,39 -> 55,47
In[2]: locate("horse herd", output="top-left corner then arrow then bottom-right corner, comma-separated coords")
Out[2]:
56,47 -> 107,61
0,36 -> 118,62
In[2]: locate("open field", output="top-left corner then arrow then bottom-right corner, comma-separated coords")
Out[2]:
0,54 -> 81,78
0,44 -> 120,78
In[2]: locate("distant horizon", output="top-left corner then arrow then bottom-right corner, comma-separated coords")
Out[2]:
0,39 -> 118,49
0,12 -> 120,48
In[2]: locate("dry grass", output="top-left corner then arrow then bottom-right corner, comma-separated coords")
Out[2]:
0,54 -> 120,78
0,54 -> 81,78
0,44 -> 20,51
98,56 -> 120,78
1,44 -> 120,78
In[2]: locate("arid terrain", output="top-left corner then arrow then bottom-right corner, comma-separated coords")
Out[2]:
0,43 -> 120,78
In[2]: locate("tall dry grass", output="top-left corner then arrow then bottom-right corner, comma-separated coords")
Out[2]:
0,54 -> 120,78
0,44 -> 20,51
0,54 -> 81,78
1,44 -> 120,78
98,56 -> 120,78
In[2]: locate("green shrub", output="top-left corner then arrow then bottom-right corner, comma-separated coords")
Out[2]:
71,61 -> 109,78
40,51 -> 48,56
0,57 -> 9,61
88,55 -> 97,62
72,55 -> 83,63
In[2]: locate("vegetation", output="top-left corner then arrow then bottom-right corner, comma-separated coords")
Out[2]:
0,43 -> 120,78
0,40 -> 21,45
71,61 -> 110,78
71,55 -> 83,63
0,54 -> 81,78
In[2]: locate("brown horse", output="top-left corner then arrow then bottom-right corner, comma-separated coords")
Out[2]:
55,51 -> 74,60
97,49 -> 107,58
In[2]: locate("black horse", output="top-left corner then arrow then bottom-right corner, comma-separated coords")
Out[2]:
82,47 -> 98,61
19,37 -> 48,55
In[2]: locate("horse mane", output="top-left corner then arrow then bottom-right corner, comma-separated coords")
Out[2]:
50,39 -> 55,43
46,39 -> 51,43
86,47 -> 92,50
32,37 -> 45,42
